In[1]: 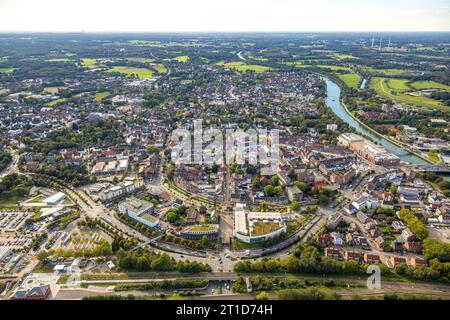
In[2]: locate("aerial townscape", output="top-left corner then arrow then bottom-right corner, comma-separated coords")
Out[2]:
0,6 -> 450,305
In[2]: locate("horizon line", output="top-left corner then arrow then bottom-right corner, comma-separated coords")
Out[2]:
1,30 -> 450,34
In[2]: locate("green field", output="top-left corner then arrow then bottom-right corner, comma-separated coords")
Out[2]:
386,78 -> 410,91
370,77 -> 449,111
410,80 -> 450,91
107,66 -> 153,79
337,73 -> 362,89
364,67 -> 412,77
47,58 -> 71,62
47,98 -> 68,107
127,57 -> 155,63
154,64 -> 167,74
333,53 -> 358,59
173,55 -> 189,62
81,58 -> 98,68
0,68 -> 15,74
216,61 -> 271,73
94,91 -> 111,101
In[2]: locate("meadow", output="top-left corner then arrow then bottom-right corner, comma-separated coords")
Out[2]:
107,66 -> 153,79
47,98 -> 68,107
81,58 -> 98,68
94,91 -> 111,101
0,68 -> 15,74
216,61 -> 271,73
370,77 -> 449,112
337,73 -> 362,89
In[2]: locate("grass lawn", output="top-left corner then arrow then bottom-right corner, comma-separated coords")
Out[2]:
410,80 -> 450,91
94,91 -> 111,101
337,73 -> 362,89
29,195 -> 45,203
251,221 -> 282,236
189,225 -> 217,232
232,239 -> 264,250
107,66 -> 153,79
427,151 -> 442,164
47,98 -> 68,107
81,58 -> 98,68
216,61 -> 271,73
0,68 -> 15,74
0,196 -> 24,208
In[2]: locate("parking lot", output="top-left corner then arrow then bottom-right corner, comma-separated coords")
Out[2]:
0,210 -> 32,232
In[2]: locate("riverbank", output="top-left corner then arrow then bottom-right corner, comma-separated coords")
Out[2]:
322,76 -> 431,165
339,98 -> 432,165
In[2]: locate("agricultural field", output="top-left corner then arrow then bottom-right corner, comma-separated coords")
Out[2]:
94,91 -> 111,101
107,66 -> 153,79
332,53 -> 358,59
172,55 -> 189,62
410,81 -> 450,91
363,67 -> 413,76
81,58 -> 98,68
0,68 -> 15,74
127,57 -> 155,63
153,64 -> 167,74
44,87 -> 63,94
386,78 -> 410,91
47,98 -> 68,107
216,61 -> 271,73
369,77 -> 450,112
337,73 -> 362,89
46,58 -> 71,62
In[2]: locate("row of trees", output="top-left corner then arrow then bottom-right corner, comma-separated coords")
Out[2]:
116,250 -> 211,273
0,151 -> 12,172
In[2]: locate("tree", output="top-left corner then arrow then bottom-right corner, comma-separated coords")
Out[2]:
256,291 -> 269,300
264,185 -> 275,197
318,194 -> 330,205
151,253 -> 173,271
200,235 -> 209,247
290,201 -> 301,212
274,186 -> 284,197
166,211 -> 179,223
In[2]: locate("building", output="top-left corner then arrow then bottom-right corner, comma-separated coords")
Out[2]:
337,133 -> 364,147
99,177 -> 144,202
325,247 -> 341,261
327,212 -> 343,230
344,250 -> 360,262
11,285 -> 51,300
363,253 -> 381,264
118,196 -> 158,228
286,185 -> 303,202
181,224 -> 219,240
390,256 -> 407,267
233,203 -> 287,244
43,192 -> 66,206
409,257 -> 427,268
344,135 -> 400,166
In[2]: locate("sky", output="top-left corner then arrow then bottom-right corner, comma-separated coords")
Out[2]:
0,0 -> 449,32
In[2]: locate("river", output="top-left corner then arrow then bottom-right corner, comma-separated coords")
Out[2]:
323,77 -> 429,165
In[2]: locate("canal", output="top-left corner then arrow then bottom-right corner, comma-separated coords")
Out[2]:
323,77 -> 429,165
